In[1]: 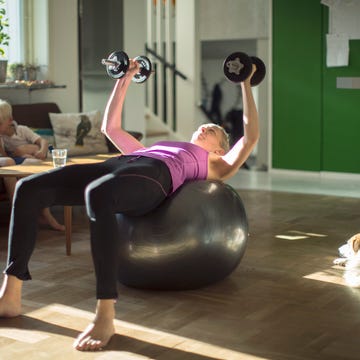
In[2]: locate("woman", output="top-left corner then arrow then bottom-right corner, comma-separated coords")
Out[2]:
0,59 -> 259,351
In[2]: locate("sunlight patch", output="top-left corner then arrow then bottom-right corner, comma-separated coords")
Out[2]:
276,230 -> 327,241
22,303 -> 268,359
289,230 -> 327,237
304,270 -> 347,286
304,265 -> 360,288
0,328 -> 49,343
276,235 -> 309,240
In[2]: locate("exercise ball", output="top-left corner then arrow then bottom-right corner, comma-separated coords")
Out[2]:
116,180 -> 248,290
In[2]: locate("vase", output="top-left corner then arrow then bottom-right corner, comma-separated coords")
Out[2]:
25,67 -> 37,81
11,65 -> 25,81
0,60 -> 8,83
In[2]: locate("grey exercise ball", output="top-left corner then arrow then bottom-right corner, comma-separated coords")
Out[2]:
116,180 -> 248,290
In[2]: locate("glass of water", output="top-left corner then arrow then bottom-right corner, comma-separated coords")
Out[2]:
52,149 -> 67,168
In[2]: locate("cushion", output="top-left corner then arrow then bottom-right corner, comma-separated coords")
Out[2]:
49,110 -> 108,156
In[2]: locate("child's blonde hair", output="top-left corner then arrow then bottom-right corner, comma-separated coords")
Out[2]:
0,99 -> 12,123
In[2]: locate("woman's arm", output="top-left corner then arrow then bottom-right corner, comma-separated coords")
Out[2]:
101,59 -> 145,154
210,66 -> 260,180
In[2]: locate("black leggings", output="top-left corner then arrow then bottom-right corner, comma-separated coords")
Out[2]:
5,155 -> 172,299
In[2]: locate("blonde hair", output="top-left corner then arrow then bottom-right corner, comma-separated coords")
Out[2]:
202,123 -> 230,153
0,99 -> 12,123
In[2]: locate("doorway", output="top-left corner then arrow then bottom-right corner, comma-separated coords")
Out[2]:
78,0 -> 124,113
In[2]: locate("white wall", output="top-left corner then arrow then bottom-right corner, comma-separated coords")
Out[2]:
123,0 -> 146,135
199,0 -> 269,41
46,0 -> 79,112
31,0 -> 48,72
175,0 -> 201,140
255,38 -> 269,169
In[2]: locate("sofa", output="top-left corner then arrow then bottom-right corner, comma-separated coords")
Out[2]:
11,102 -> 142,153
12,102 -> 62,129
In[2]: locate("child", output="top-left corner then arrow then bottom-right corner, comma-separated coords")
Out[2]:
0,99 -> 65,231
0,99 -> 48,164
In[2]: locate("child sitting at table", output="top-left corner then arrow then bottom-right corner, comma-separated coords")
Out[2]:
0,99 -> 48,164
0,99 -> 65,231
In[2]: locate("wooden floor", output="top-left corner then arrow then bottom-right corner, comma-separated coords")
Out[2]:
1,189 -> 360,360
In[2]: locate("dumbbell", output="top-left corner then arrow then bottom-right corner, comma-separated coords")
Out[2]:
101,51 -> 153,83
223,52 -> 266,86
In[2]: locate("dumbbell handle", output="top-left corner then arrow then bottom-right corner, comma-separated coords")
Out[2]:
101,57 -> 144,69
101,58 -> 120,67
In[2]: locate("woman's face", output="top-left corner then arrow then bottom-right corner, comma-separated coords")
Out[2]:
191,124 -> 225,155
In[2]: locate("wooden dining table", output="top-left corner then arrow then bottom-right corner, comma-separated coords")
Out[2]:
0,153 -> 116,255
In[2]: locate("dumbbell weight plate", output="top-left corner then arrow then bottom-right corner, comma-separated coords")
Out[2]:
223,52 -> 252,83
132,56 -> 152,83
105,51 -> 130,79
250,56 -> 266,86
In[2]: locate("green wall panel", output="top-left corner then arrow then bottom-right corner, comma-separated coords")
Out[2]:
273,1 -> 360,173
322,38 -> 360,173
273,0 -> 323,171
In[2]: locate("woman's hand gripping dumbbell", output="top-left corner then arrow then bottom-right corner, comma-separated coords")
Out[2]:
101,50 -> 153,83
223,51 -> 266,86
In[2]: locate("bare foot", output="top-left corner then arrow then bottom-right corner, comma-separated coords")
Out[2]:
73,321 -> 115,351
44,217 -> 66,232
39,208 -> 66,231
73,299 -> 115,351
0,275 -> 22,318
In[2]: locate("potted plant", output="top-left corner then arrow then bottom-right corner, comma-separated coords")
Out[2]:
25,63 -> 39,81
9,62 -> 25,81
0,0 -> 10,83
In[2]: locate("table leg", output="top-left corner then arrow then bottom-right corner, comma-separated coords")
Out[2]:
64,206 -> 72,255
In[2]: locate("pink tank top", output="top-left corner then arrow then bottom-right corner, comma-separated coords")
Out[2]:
133,141 -> 209,193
